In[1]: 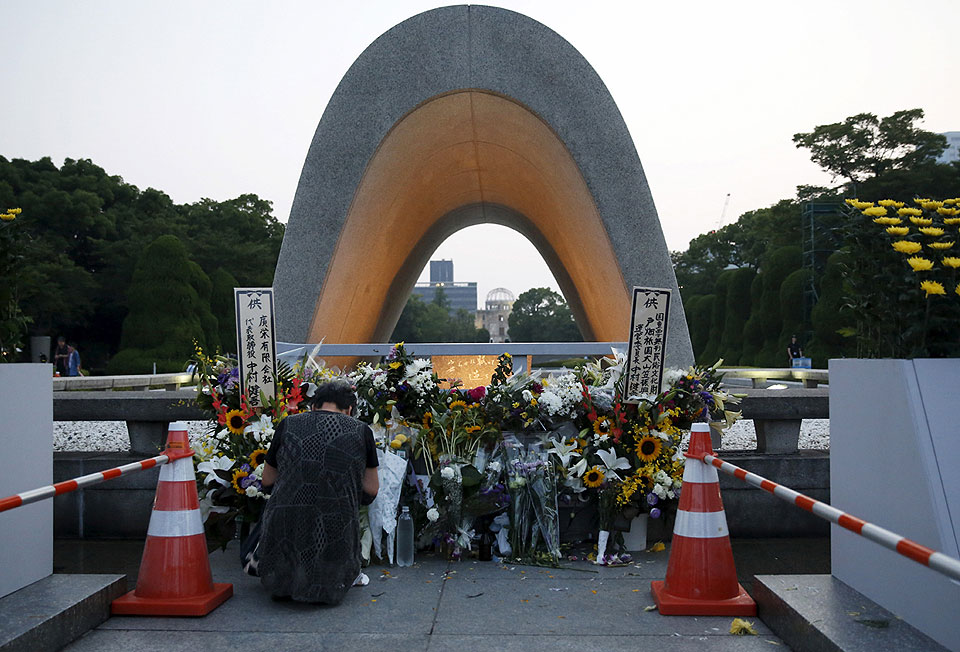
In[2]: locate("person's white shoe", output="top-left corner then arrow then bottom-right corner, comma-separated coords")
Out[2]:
353,572 -> 369,587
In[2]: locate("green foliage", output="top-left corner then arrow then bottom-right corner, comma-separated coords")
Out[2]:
686,295 -> 713,361
778,268 -> 813,365
390,294 -> 488,343
210,267 -> 239,354
700,271 -> 733,364
508,287 -> 582,342
807,252 -> 855,366
0,207 -> 30,360
719,268 -> 756,365
738,274 -> 765,366
0,156 -> 283,371
108,235 -> 212,374
755,246 -> 802,366
793,109 -> 947,184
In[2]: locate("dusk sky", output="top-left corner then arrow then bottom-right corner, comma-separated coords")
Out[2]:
2,0 -> 957,306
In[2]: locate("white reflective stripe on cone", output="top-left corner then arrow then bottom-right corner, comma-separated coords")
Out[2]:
673,509 -> 730,539
147,509 -> 205,537
682,461 -> 719,484
159,458 -> 196,482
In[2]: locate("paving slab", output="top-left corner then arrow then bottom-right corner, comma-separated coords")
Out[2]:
56,539 -> 819,651
0,573 -> 126,652
753,574 -> 949,652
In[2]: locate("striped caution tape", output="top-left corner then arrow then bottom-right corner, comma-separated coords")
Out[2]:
701,453 -> 960,584
0,454 -> 172,513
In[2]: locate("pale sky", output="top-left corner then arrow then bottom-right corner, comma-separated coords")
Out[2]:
2,0 -> 958,308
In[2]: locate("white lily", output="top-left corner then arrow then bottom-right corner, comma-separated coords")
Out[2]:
569,457 -> 588,478
547,438 -> 580,467
597,447 -> 630,471
198,490 -> 230,522
196,455 -> 234,486
563,475 -> 586,494
244,414 -> 274,443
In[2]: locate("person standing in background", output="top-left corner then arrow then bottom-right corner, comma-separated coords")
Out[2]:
54,336 -> 69,376
67,343 -> 82,376
787,335 -> 803,367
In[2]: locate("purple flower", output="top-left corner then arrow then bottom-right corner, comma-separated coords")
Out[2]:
647,493 -> 659,506
240,463 -> 251,472
649,507 -> 661,519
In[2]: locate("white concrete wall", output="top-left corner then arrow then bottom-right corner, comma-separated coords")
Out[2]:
0,364 -> 53,598
830,359 -> 960,651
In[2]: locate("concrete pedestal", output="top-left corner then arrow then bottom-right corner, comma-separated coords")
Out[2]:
0,364 -> 53,598
830,358 -> 960,652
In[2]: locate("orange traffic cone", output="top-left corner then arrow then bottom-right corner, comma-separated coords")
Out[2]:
112,422 -> 233,616
650,422 -> 755,616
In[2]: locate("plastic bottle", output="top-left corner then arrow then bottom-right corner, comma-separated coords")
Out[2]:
396,506 -> 414,567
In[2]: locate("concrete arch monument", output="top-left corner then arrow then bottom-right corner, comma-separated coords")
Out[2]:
274,5 -> 693,367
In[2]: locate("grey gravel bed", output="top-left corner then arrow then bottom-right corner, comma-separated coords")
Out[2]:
53,419 -> 830,452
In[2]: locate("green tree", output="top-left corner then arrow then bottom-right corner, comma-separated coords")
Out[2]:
700,271 -> 732,364
754,246 -> 802,366
683,294 -> 711,360
778,268 -> 814,366
210,267 -> 239,354
739,274 -> 765,366
390,294 -> 487,343
793,109 -> 947,186
508,288 -> 582,342
807,251 -> 855,366
719,267 -> 756,365
107,235 -> 212,373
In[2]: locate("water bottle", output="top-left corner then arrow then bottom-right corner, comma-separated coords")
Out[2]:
396,506 -> 414,567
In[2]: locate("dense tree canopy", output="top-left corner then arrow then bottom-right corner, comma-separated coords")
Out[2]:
390,292 -> 488,343
793,109 -> 947,185
0,155 -> 284,369
508,288 -> 582,342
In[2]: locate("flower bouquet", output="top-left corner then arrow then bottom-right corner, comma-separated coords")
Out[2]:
502,436 -> 561,564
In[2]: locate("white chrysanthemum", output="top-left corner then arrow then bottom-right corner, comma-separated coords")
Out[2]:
538,390 -> 563,416
427,507 -> 440,522
661,367 -> 685,391
404,358 -> 431,379
441,466 -> 455,480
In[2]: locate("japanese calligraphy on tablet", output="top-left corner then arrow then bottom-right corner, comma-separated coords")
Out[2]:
235,288 -> 278,408
624,287 -> 671,402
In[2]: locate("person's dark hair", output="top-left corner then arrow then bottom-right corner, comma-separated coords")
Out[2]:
312,380 -> 358,413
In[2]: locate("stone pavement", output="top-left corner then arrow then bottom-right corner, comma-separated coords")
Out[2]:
57,538 -> 831,651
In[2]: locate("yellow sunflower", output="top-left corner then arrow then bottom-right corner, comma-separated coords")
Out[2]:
249,448 -> 268,468
592,416 -> 612,436
583,466 -> 605,488
225,409 -> 247,435
231,469 -> 249,495
449,400 -> 467,409
637,435 -> 662,462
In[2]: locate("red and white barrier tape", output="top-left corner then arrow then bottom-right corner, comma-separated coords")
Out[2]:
0,454 -> 172,513
700,453 -> 960,584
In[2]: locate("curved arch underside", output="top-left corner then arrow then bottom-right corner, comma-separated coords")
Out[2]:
312,91 -> 625,344
274,5 -> 693,367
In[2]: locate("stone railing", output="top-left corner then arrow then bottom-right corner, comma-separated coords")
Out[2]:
53,386 -> 829,455
52,372 -> 196,392
722,368 -> 829,388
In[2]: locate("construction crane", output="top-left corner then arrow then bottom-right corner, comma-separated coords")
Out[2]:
716,193 -> 731,230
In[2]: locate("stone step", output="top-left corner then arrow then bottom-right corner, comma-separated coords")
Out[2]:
753,574 -> 950,651
0,574 -> 126,652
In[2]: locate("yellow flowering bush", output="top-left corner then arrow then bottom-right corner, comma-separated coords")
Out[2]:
844,197 -> 960,357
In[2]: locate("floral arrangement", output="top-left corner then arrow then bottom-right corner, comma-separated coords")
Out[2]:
191,340 -> 740,562
842,197 -> 960,358
350,342 -> 444,428
545,355 -> 739,562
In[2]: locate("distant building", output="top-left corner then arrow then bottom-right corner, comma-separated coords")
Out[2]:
476,288 -> 515,343
937,132 -> 960,164
409,259 -> 478,314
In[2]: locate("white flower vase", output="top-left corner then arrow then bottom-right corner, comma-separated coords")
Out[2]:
621,514 -> 649,552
